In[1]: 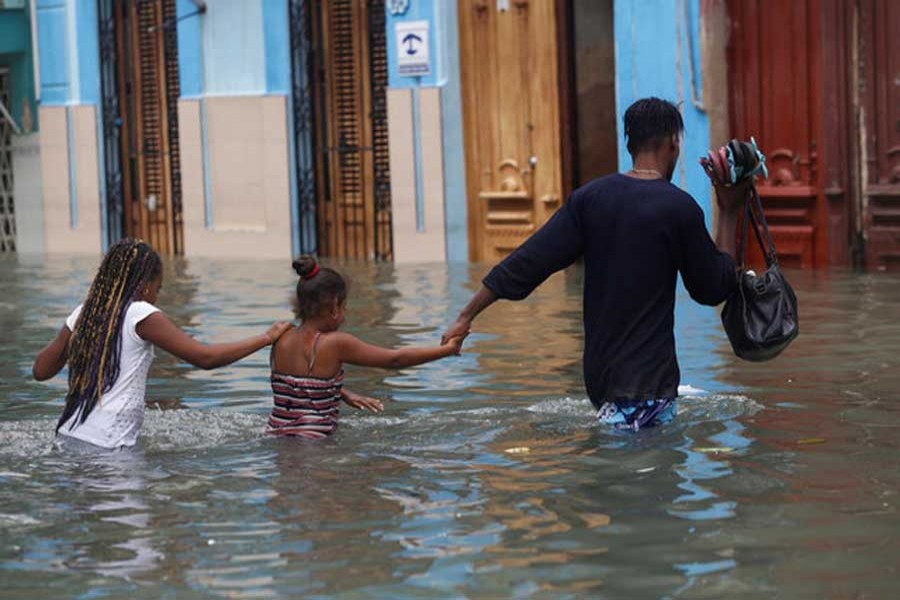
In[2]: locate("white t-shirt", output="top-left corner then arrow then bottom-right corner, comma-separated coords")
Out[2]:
58,301 -> 160,448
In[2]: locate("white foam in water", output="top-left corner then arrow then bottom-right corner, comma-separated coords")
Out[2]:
448,406 -> 507,417
677,393 -> 764,423
0,390 -> 763,459
0,513 -> 41,527
524,391 -> 763,425
344,415 -> 409,428
0,418 -> 57,459
140,409 -> 267,451
0,410 -> 269,458
678,384 -> 708,396
526,397 -> 595,416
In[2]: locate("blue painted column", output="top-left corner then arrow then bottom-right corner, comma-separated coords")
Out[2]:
386,0 -> 467,262
614,0 -> 711,222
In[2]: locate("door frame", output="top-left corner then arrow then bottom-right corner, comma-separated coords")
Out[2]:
556,0 -> 576,203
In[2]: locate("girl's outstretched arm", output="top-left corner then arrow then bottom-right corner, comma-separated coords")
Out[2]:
333,332 -> 462,369
137,312 -> 292,370
33,326 -> 72,381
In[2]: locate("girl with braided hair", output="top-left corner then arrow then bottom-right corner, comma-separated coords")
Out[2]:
32,238 -> 292,449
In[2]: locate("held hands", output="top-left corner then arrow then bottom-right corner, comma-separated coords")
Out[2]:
441,317 -> 471,346
264,321 -> 294,345
443,335 -> 465,356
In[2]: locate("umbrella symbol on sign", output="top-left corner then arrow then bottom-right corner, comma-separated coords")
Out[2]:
402,33 -> 423,55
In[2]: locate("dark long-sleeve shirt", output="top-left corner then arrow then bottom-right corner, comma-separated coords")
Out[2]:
483,174 -> 737,407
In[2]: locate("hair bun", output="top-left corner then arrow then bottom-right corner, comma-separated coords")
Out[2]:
292,255 -> 318,279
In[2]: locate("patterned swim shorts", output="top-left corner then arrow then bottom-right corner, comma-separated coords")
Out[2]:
596,398 -> 677,432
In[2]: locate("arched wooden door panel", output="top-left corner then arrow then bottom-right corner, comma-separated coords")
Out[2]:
458,0 -> 563,262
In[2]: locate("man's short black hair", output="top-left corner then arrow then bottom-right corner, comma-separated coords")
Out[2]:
624,97 -> 684,156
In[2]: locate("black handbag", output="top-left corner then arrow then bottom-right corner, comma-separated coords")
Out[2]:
721,185 -> 799,361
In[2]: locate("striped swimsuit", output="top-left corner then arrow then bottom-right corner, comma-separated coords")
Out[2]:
267,332 -> 344,439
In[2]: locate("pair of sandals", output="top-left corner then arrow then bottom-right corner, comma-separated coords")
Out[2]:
700,137 -> 768,186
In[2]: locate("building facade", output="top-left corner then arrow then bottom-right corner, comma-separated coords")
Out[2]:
8,0 -> 899,270
1,0 -> 40,253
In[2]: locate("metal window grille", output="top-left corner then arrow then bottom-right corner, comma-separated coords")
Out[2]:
289,0 -> 392,261
0,71 -> 15,253
98,0 -> 183,254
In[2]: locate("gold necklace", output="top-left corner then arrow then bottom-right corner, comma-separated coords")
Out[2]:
630,168 -> 663,178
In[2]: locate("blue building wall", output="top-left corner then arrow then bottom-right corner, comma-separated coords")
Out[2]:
386,0 -> 439,89
176,0 -> 289,98
34,0 -> 99,106
0,1 -> 37,131
261,0 -> 289,95
74,0 -> 98,103
35,0 -> 68,104
34,0 -> 288,106
202,1 -> 265,94
386,0 -> 468,261
176,0 -> 203,98
614,0 -> 711,222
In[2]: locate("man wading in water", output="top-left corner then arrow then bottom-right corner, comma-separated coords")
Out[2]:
442,97 -> 748,431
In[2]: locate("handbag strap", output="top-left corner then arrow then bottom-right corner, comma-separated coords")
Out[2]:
737,184 -> 778,268
737,192 -> 749,267
748,185 -> 778,266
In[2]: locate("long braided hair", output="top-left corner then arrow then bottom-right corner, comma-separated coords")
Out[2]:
57,238 -> 162,432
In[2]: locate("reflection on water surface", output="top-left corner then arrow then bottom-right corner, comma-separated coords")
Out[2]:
1,255 -> 898,598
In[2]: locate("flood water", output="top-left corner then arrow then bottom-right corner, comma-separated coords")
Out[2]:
0,254 -> 898,598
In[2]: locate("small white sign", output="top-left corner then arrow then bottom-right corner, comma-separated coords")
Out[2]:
395,20 -> 430,77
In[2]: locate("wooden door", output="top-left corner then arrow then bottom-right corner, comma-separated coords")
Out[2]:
728,0 -> 840,270
308,0 -> 392,261
854,0 -> 900,271
458,0 -> 563,261
111,0 -> 183,255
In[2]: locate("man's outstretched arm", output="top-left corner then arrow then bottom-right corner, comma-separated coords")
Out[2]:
442,195 -> 584,343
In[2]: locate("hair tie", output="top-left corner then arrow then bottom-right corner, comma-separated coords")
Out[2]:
306,264 -> 319,280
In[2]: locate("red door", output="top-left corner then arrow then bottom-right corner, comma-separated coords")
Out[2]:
728,0 -> 840,270
855,0 -> 900,271
729,0 -> 900,271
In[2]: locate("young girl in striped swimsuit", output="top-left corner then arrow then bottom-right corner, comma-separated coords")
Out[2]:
267,256 -> 465,438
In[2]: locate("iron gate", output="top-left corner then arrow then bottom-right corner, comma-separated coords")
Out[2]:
98,0 -> 183,254
289,0 -> 318,255
0,70 -> 14,253
98,0 -> 124,246
289,0 -> 392,261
